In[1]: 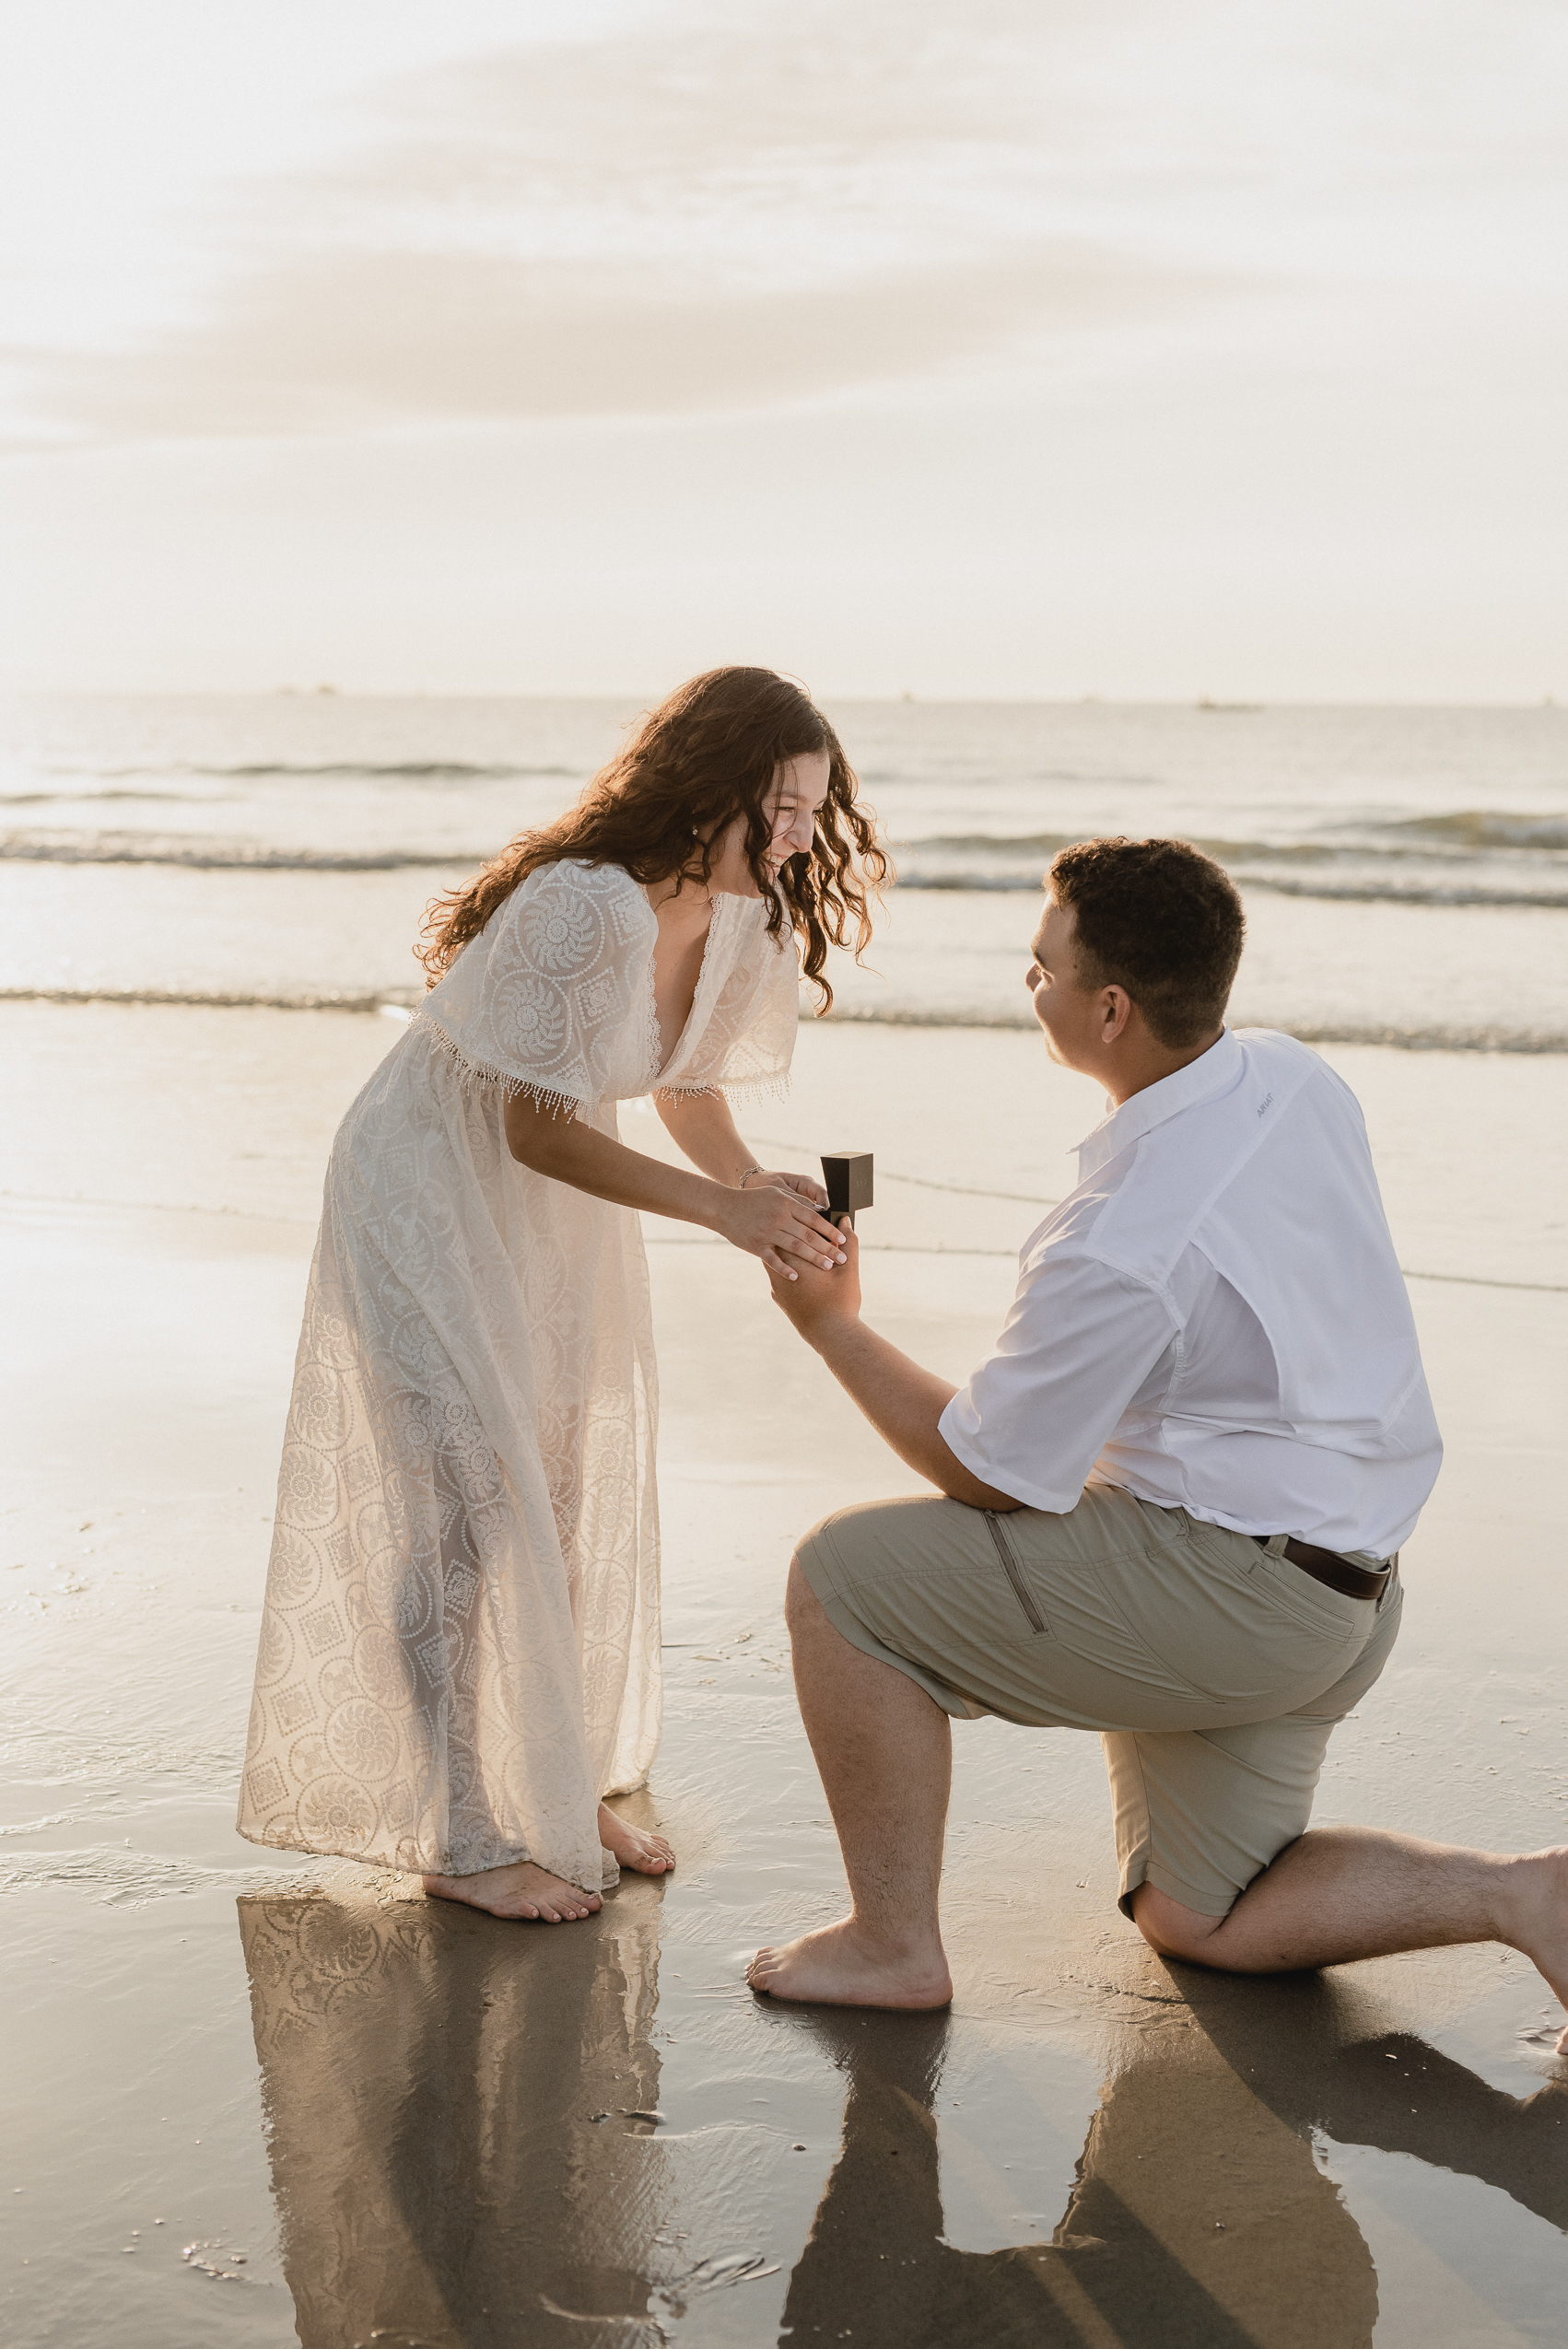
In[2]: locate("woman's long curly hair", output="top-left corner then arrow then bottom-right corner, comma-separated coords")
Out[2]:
418,667 -> 888,1011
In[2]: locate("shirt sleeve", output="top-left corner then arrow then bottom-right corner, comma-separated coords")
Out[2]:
417,860 -> 651,1116
939,1247 -> 1178,1513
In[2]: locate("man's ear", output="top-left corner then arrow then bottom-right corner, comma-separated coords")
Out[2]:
1101,987 -> 1133,1043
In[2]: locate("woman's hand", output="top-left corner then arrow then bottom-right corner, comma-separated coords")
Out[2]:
506,1092 -> 848,1271
713,1181 -> 848,1279
747,1167 -> 830,1210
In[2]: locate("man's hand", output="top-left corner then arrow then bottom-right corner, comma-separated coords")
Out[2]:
764,1221 -> 1020,1510
768,1218 -> 860,1338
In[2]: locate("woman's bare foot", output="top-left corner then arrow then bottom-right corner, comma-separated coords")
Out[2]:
746,1918 -> 953,2010
422,1861 -> 601,1922
1503,1844 -> 1568,2054
598,1801 -> 675,1876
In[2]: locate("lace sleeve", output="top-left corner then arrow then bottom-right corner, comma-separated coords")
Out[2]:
415,861 -> 655,1116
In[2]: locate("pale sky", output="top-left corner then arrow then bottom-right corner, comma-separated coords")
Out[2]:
2,0 -> 1564,697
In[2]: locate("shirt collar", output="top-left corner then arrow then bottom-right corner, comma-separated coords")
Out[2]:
1073,1027 -> 1243,1182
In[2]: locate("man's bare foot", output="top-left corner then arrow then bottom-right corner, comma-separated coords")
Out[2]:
746,1918 -> 953,2010
598,1801 -> 675,1876
422,1861 -> 601,1922
1504,1844 -> 1568,2054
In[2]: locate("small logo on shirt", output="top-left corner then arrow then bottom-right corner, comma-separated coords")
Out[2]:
1257,1093 -> 1273,1116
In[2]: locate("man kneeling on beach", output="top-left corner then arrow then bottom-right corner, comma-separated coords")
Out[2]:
748,836 -> 1568,2041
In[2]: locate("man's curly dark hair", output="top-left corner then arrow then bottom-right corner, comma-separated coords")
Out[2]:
1047,836 -> 1245,1048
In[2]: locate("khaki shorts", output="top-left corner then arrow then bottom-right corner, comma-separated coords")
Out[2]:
795,1482 -> 1402,1921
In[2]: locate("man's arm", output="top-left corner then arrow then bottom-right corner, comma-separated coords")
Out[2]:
769,1230 -> 1021,1511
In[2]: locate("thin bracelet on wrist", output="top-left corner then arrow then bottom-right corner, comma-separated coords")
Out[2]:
737,1163 -> 766,1188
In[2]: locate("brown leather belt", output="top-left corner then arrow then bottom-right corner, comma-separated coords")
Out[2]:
1253,1535 -> 1394,1603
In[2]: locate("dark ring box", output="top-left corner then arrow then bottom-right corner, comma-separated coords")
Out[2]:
818,1151 -> 873,1231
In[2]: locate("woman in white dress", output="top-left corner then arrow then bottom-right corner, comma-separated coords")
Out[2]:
236,669 -> 886,1922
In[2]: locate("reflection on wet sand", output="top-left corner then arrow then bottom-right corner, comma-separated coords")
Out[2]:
782,1973 -> 1567,2349
240,1878 -> 673,2348
241,1884 -> 1566,2349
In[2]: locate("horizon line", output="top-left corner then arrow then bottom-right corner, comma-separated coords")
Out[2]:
2,687 -> 1563,712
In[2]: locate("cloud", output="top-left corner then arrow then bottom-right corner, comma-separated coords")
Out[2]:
12,0 -> 1562,449
4,0 -> 1238,446
13,240 -> 1221,441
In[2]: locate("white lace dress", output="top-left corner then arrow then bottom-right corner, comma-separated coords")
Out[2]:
236,859 -> 800,1893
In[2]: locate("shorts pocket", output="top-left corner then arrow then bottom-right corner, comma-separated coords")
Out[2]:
985,1512 -> 1049,1635
1258,1551 -> 1373,1644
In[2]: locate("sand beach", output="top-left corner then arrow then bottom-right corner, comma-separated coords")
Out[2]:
2,988 -> 1565,2347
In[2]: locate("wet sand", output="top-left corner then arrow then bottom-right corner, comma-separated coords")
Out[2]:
2,1004 -> 1565,2347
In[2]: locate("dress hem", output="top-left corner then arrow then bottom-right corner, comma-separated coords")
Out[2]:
234,1817 -> 614,1894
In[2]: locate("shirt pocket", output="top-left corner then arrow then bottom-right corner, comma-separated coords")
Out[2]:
984,1512 -> 1050,1636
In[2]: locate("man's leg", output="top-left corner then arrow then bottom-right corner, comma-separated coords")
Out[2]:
745,1561 -> 955,2007
1135,1831 -> 1568,2047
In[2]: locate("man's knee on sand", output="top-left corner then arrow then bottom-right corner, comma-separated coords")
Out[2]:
787,1546 -> 865,1672
1131,1841 -> 1329,1969
788,1513 -> 864,1642
785,1548 -> 824,1639
1131,1881 -> 1230,1961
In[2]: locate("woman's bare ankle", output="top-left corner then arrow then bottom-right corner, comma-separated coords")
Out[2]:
422,1860 -> 602,1922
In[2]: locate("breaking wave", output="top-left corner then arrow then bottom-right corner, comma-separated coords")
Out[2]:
890,811 -> 1568,907
814,1006 -> 1568,1051
42,759 -> 579,783
1383,810 -> 1568,851
0,986 -> 418,1013
0,788 -> 206,806
6,800 -> 1566,905
4,986 -> 1563,1051
0,835 -> 482,871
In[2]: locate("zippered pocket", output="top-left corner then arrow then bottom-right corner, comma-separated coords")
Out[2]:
984,1512 -> 1048,1635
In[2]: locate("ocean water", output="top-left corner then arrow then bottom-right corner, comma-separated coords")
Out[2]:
3,694 -> 1566,1047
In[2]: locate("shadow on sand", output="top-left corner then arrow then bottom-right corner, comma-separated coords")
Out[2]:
239,1887 -> 1567,2349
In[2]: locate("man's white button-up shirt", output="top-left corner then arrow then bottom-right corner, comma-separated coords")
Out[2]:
939,1028 -> 1442,1558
